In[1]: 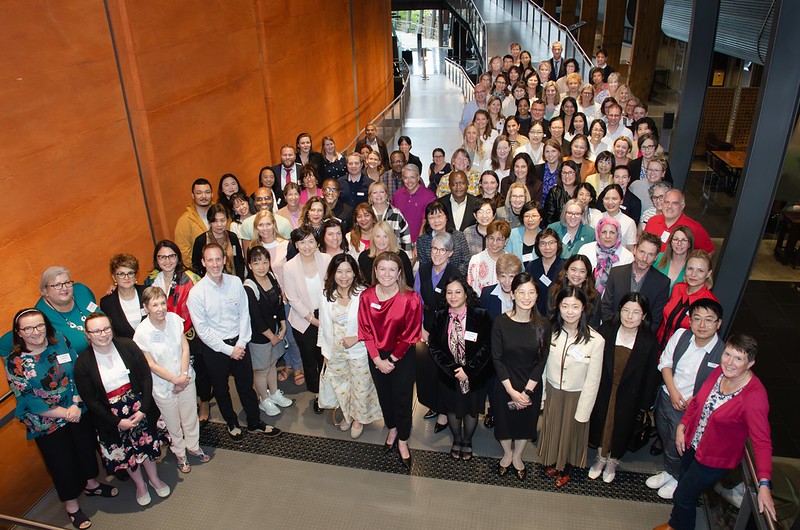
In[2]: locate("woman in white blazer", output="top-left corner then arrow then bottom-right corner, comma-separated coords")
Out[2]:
282,226 -> 332,413
538,285 -> 605,488
317,254 -> 382,438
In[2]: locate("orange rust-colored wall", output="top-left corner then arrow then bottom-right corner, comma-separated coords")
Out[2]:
1,0 -> 392,519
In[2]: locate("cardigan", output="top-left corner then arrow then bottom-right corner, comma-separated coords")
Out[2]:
317,289 -> 368,360
74,338 -> 161,446
545,327 -> 605,423
680,367 -> 772,478
282,252 -> 332,333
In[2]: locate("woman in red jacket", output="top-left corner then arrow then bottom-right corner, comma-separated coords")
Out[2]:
358,251 -> 422,470
653,334 -> 775,530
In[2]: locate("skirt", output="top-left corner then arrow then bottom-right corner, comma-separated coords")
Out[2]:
538,383 -> 589,470
98,388 -> 171,474
250,341 -> 280,371
322,353 -> 383,424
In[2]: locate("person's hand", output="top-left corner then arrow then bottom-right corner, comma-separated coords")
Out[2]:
310,318 -> 320,328
173,373 -> 191,387
341,336 -> 359,349
231,346 -> 246,360
105,284 -> 117,296
64,405 -> 82,423
118,412 -> 144,431
172,385 -> 183,394
758,486 -> 777,521
421,329 -> 429,343
374,357 -> 395,374
508,389 -> 531,409
454,367 -> 468,382
668,387 -> 687,410
675,425 -> 686,456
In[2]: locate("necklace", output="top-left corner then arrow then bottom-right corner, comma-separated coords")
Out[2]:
46,297 -> 87,331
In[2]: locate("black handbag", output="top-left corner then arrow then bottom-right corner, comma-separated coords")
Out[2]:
627,410 -> 653,453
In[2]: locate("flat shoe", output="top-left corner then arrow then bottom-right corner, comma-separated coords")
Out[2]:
497,463 -> 509,476
136,488 -> 151,507
339,419 -> 352,432
67,508 -> 92,530
148,481 -> 171,498
176,457 -> 191,474
555,473 -> 571,487
350,423 -> 364,439
461,443 -> 473,462
450,443 -> 462,460
544,465 -> 560,477
483,414 -> 494,428
514,465 -> 527,481
188,450 -> 211,463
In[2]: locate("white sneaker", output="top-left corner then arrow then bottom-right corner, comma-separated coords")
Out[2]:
658,477 -> 679,499
588,456 -> 607,480
269,390 -> 294,408
714,482 -> 744,509
259,397 -> 280,416
602,458 -> 618,483
646,470 -> 674,489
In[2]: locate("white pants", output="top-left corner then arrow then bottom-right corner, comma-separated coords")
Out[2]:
153,381 -> 201,459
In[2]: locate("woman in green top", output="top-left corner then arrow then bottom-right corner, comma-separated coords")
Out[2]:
653,225 -> 694,293
547,199 -> 595,259
4,309 -> 117,529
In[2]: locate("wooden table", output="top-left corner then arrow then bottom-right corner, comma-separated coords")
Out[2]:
710,150 -> 746,194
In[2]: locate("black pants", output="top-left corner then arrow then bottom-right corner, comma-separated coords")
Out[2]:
36,414 -> 99,502
293,324 -> 323,394
369,347 -> 416,440
189,333 -> 212,402
199,339 -> 261,428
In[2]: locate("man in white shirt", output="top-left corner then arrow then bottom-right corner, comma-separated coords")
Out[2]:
602,102 -> 634,145
646,299 -> 725,499
238,187 -> 292,244
187,243 -> 282,442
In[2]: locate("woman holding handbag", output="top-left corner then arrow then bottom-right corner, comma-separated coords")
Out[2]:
317,254 -> 382,438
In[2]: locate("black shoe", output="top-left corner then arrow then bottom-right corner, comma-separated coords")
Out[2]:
384,438 -> 398,454
434,420 -> 448,434
399,447 -> 412,471
483,414 -> 494,428
246,422 -> 282,438
450,443 -> 462,460
113,469 -> 130,482
423,409 -> 437,420
227,424 -> 244,443
650,436 -> 664,456
313,398 -> 323,415
497,463 -> 509,477
514,465 -> 527,481
461,442 -> 473,462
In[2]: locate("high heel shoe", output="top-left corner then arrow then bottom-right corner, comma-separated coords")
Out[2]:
383,438 -> 398,455
433,420 -> 448,434
513,465 -> 527,481
398,442 -> 412,471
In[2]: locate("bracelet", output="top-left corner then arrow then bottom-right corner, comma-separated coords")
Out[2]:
758,479 -> 772,489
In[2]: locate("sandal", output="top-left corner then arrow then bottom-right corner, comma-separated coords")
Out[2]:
293,369 -> 305,386
461,443 -> 473,462
83,483 -> 118,497
176,457 -> 191,474
68,508 -> 92,530
188,450 -> 211,463
277,366 -> 292,382
450,443 -> 462,460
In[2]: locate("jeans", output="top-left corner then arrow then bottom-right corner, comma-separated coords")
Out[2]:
669,447 -> 728,530
655,389 -> 686,479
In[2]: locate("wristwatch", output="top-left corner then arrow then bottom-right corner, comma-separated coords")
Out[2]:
758,479 -> 772,489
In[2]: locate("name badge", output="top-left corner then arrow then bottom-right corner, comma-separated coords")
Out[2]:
661,231 -> 671,243
707,362 -> 719,368
56,353 -> 72,364
225,298 -> 237,306
371,302 -> 382,310
567,346 -> 584,362
464,331 -> 478,342
336,313 -> 348,324
140,307 -> 148,317
356,191 -> 366,196
539,274 -> 552,287
434,287 -> 442,293
620,204 -> 627,210
151,333 -> 165,343
87,302 -> 98,312
561,233 -> 572,244
522,253 -> 534,262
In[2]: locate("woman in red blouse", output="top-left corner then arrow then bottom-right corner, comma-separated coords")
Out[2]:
657,250 -> 717,349
358,251 -> 422,470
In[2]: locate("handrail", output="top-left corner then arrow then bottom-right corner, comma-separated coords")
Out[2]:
343,59 -> 411,156
734,442 -> 778,530
1,390 -> 12,404
445,58 -> 475,102
0,513 -> 65,530
446,0 -> 489,71
491,0 -> 594,82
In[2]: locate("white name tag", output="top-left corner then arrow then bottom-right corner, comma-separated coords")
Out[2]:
568,346 -> 584,362
561,233 -> 572,244
356,191 -> 366,196
434,287 -> 442,293
620,204 -> 627,210
151,333 -> 165,343
56,353 -> 72,364
336,313 -> 348,324
371,302 -> 382,310
707,362 -> 719,368
522,253 -> 534,262
140,307 -> 148,317
464,331 -> 478,342
87,302 -> 98,312
661,230 -> 671,243
539,274 -> 552,287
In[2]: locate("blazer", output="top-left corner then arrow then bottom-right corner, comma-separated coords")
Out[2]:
479,283 -> 508,321
317,289 -> 368,360
417,262 -> 461,331
100,284 -> 146,339
600,264 -> 670,332
548,58 -> 566,81
191,231 -> 245,280
526,256 -> 565,317
283,252 -> 332,333
428,307 -> 493,390
74,338 -> 160,447
545,327 -> 605,423
355,137 -> 390,168
440,193 -> 480,232
271,162 -> 304,208
406,153 -> 423,173
589,322 -> 661,456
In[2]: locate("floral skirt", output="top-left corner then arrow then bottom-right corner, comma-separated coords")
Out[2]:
98,388 -> 170,474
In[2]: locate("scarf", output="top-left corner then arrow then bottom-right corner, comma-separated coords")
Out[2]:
593,216 -> 622,294
448,307 -> 470,394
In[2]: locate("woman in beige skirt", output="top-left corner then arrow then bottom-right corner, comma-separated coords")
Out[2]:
538,285 -> 605,487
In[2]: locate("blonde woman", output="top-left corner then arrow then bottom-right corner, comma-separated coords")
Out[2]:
462,124 -> 486,172
357,221 -> 414,286
542,81 -> 562,120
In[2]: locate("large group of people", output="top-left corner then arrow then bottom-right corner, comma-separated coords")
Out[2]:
2,38 -> 776,530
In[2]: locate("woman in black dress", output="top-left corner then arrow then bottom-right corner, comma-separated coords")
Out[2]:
429,276 -> 492,461
491,272 -> 551,480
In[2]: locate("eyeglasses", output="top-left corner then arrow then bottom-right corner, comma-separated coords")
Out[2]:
641,144 -> 656,150
18,323 -> 46,334
486,236 -> 507,244
565,211 -> 582,217
47,280 -> 75,290
157,254 -> 178,261
87,326 -> 113,336
652,195 -> 665,202
431,247 -> 449,254
539,239 -> 558,246
672,238 -> 690,244
324,187 -> 340,192
691,316 -> 718,327
115,271 -> 136,279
